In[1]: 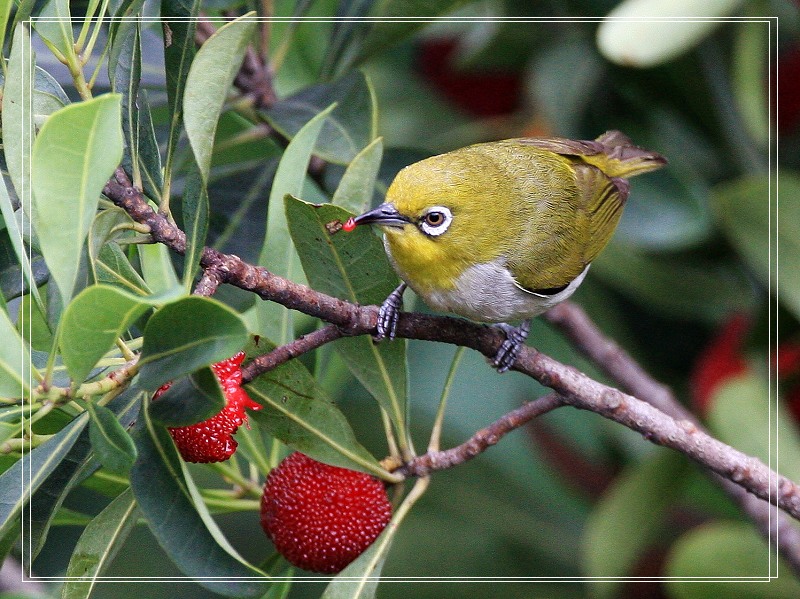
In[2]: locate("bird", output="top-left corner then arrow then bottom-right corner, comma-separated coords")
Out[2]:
346,130 -> 667,372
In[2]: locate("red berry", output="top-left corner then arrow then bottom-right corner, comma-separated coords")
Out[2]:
342,217 -> 357,232
260,452 -> 393,573
153,352 -> 261,463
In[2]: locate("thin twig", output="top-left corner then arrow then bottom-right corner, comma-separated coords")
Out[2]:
193,267 -> 223,297
241,324 -> 344,384
101,170 -> 800,523
400,393 -> 564,478
545,301 -> 800,575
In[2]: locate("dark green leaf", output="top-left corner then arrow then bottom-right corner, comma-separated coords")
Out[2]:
262,71 -> 375,165
713,173 -> 800,319
246,348 -> 389,479
109,18 -> 142,190
183,14 -> 257,182
583,449 -> 689,598
32,0 -> 74,59
28,387 -> 141,560
87,403 -> 138,475
138,296 -> 248,390
285,197 -> 408,445
96,243 -> 149,296
130,398 -> 268,596
61,488 -> 139,599
31,94 -> 124,302
181,165 -> 208,289
135,90 -> 164,200
0,413 -> 87,539
59,285 -> 150,384
665,522 -> 800,597
319,0 -> 374,80
148,366 -> 225,426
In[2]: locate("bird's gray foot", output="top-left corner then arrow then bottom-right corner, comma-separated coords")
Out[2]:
492,320 -> 531,373
376,283 -> 407,340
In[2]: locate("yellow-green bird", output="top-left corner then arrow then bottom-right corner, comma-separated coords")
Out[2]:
349,131 -> 666,372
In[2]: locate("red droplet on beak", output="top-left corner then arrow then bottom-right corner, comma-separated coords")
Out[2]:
342,217 -> 357,232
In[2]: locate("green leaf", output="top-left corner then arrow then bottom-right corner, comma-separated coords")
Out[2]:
109,18 -> 142,189
592,241 -> 756,323
181,165 -> 209,289
183,13 -> 257,182
2,25 -> 35,215
135,90 -> 164,200
284,198 -> 407,445
96,244 -> 149,296
713,173 -> 800,320
0,0 -> 11,53
707,374 -> 800,483
733,18 -> 769,147
31,94 -> 124,303
28,387 -> 142,560
161,0 -> 201,184
61,488 -> 139,599
584,449 -> 689,598
331,137 -> 383,215
33,0 -> 74,60
130,398 -> 268,596
138,296 -> 248,390
86,403 -> 137,475
0,173 -> 44,315
0,307 -> 32,398
246,349 -> 389,479
352,0 -> 470,69
0,413 -> 87,539
59,285 -> 149,384
137,242 -> 181,297
665,522 -> 800,596
148,366 -> 225,427
263,71 -> 376,165
256,104 -> 334,344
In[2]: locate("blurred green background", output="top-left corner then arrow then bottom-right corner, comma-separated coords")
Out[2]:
7,0 -> 800,597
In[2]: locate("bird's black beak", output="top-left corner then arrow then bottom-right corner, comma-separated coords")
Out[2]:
352,203 -> 410,228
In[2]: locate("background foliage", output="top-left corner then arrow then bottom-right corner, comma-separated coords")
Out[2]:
1,0 -> 799,598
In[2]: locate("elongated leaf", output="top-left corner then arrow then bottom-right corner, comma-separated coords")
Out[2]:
245,352 -> 388,479
2,25 -> 34,217
0,307 -> 31,398
31,94 -> 124,303
256,105 -> 334,344
96,244 -> 149,296
285,198 -> 407,441
130,398 -> 267,596
0,176 -> 43,314
263,71 -> 375,164
136,90 -> 163,199
61,488 -> 139,599
0,413 -> 87,539
87,403 -> 137,475
59,285 -> 149,384
138,296 -> 248,390
148,366 -> 225,427
28,387 -> 142,559
584,450 -> 689,598
331,137 -> 383,214
32,0 -> 74,59
713,173 -> 800,320
109,18 -> 142,188
181,165 -> 208,289
183,14 -> 256,182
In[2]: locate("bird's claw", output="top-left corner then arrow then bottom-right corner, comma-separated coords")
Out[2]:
376,283 -> 407,341
492,320 -> 531,373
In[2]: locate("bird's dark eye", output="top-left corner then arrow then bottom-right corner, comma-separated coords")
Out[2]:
424,212 -> 444,226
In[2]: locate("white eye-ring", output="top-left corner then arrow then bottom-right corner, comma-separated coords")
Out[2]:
419,206 -> 453,237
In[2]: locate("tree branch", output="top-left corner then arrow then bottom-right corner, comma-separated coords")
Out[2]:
545,301 -> 800,575
399,393 -> 564,477
102,170 -> 800,523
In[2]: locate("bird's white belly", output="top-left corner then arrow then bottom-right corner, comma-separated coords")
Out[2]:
421,259 -> 589,323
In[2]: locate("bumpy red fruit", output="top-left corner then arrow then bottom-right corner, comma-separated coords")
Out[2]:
260,452 -> 393,573
153,352 -> 261,463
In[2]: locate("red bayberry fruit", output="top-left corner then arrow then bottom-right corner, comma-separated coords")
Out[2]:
153,352 -> 261,463
260,452 -> 393,573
